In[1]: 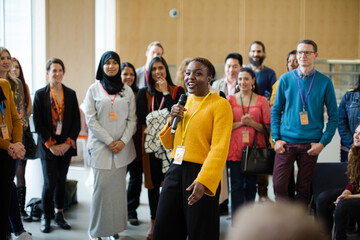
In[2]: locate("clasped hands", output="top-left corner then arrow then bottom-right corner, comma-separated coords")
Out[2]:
50,143 -> 71,156
8,142 -> 26,159
109,140 -> 125,154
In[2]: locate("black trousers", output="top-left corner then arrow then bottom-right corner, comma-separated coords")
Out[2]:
152,161 -> 220,240
334,197 -> 360,240
148,153 -> 164,220
316,188 -> 343,234
127,160 -> 143,219
0,149 -> 16,239
40,155 -> 71,214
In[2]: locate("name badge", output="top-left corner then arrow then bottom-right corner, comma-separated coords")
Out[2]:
0,123 -> 9,140
56,121 -> 62,135
300,111 -> 309,125
242,130 -> 250,143
109,111 -> 117,121
174,145 -> 185,165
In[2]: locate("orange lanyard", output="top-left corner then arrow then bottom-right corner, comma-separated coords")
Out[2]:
99,82 -> 118,108
50,87 -> 64,121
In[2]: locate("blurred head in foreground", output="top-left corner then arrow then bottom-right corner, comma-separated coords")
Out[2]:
226,201 -> 327,240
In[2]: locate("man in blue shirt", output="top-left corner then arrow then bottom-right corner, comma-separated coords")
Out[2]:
271,39 -> 338,204
247,41 -> 277,98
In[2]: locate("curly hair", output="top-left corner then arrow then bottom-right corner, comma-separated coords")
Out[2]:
347,144 -> 360,189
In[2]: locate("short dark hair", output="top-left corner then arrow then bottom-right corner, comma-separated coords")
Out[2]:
147,56 -> 174,95
249,41 -> 266,53
191,57 -> 215,79
287,50 -> 297,63
297,39 -> 318,53
46,58 -> 65,73
121,62 -> 138,93
225,52 -> 243,66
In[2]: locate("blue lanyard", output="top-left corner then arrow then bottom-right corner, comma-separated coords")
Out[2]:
0,102 -> 5,122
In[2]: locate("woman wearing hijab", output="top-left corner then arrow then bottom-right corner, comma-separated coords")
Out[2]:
83,51 -> 137,240
33,58 -> 81,233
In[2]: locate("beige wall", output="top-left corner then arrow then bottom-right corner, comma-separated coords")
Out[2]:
116,0 -> 360,79
46,0 -> 95,103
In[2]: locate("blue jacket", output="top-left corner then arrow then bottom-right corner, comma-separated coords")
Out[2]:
338,91 -> 360,149
271,69 -> 338,146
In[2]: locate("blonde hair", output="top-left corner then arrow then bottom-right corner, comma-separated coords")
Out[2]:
175,58 -> 191,92
0,47 -> 18,89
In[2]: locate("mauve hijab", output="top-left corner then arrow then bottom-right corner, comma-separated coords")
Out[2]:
96,51 -> 124,94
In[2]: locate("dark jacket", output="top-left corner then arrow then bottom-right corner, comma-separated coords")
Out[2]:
33,84 -> 81,159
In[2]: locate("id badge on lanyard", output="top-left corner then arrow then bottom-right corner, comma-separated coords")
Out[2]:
56,121 -> 63,135
174,145 -> 185,165
242,129 -> 250,143
300,110 -> 309,125
0,123 -> 9,139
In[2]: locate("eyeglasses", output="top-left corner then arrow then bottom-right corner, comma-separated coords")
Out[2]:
297,51 -> 315,56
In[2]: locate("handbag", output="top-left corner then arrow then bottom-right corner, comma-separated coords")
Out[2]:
23,126 -> 37,160
241,124 -> 275,175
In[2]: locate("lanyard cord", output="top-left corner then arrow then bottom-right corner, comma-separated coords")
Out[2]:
50,87 -> 64,121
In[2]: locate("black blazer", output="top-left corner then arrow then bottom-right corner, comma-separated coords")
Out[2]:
33,84 -> 81,159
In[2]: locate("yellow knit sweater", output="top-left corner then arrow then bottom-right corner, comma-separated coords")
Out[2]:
0,79 -> 23,150
160,93 -> 233,196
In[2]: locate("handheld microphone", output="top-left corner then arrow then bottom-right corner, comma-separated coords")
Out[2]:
171,94 -> 187,135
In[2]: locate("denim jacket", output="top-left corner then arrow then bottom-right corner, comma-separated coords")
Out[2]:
338,91 -> 360,149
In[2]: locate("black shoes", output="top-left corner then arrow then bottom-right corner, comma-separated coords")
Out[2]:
129,217 -> 139,226
55,212 -> 71,230
40,214 -> 51,233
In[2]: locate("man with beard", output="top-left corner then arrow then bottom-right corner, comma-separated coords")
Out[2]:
247,41 -> 277,98
212,52 -> 243,96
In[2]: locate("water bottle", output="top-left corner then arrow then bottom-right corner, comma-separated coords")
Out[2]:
264,90 -> 271,101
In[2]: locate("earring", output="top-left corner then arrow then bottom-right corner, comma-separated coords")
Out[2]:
252,85 -> 255,91
236,85 -> 240,91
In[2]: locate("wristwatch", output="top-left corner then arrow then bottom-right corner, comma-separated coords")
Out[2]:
272,138 -> 280,145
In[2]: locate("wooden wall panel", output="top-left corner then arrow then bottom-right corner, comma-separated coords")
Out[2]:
243,0 -> 301,76
304,0 -> 359,59
116,0 -> 360,79
181,0 -> 241,65
116,0 -> 178,68
47,0 -> 95,103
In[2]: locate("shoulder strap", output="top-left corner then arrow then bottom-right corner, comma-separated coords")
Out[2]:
173,86 -> 179,100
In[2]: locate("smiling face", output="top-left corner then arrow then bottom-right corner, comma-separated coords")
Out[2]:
237,70 -> 255,93
12,60 -> 20,78
184,61 -> 211,96
287,54 -> 298,71
121,66 -> 135,86
225,58 -> 241,82
0,50 -> 12,74
249,43 -> 265,67
47,63 -> 64,85
151,61 -> 167,82
103,58 -> 119,77
354,125 -> 360,147
296,43 -> 318,68
146,45 -> 163,66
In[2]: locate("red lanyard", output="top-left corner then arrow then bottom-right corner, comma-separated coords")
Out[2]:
99,82 -> 118,107
151,95 -> 165,112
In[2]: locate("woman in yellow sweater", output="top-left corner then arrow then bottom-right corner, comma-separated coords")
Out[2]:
0,79 -> 25,239
152,57 -> 233,240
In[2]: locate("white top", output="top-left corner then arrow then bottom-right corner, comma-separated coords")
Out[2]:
82,82 -> 137,169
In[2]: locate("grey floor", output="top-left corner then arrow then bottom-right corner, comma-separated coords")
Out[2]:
22,166 -> 240,240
